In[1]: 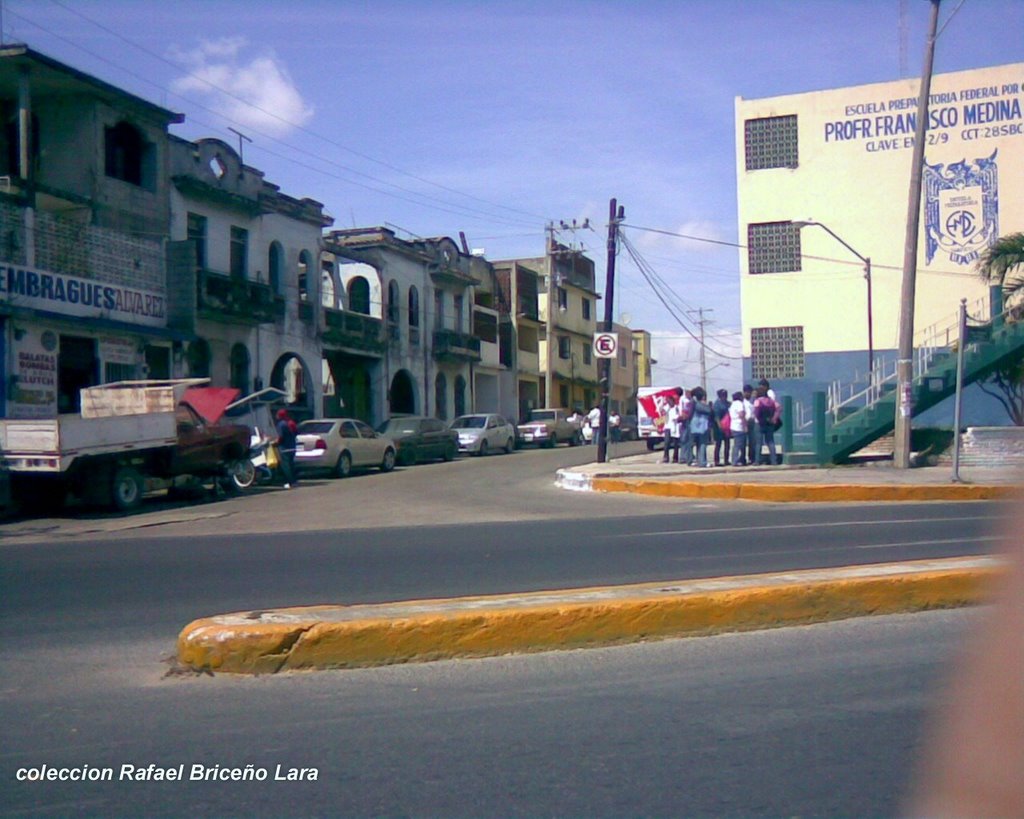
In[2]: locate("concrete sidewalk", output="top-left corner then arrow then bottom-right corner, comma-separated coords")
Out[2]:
556,454 -> 1021,502
176,556 -> 1002,674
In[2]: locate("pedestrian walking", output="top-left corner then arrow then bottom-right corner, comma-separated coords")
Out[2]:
689,387 -> 713,467
609,410 -> 622,443
274,408 -> 299,488
729,391 -> 748,466
712,388 -> 731,466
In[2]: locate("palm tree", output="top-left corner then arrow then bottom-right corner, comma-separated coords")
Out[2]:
976,232 -> 1024,425
977,232 -> 1024,309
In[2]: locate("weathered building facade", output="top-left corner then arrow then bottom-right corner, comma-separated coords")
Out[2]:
0,45 -> 182,418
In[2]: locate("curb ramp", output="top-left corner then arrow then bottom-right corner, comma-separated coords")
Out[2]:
177,556 -> 1000,675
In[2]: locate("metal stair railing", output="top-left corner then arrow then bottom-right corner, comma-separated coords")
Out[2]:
824,295 -> 991,425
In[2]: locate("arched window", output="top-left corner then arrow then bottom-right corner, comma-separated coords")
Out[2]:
408,285 -> 420,344
435,373 -> 448,421
321,261 -> 336,309
454,375 -> 467,417
298,250 -> 312,303
348,277 -> 371,315
105,121 -> 146,186
187,338 -> 211,378
387,280 -> 400,324
268,242 -> 284,295
230,343 -> 250,393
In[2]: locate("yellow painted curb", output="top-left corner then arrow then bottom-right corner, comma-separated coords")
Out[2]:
591,478 -> 1015,502
177,562 -> 999,674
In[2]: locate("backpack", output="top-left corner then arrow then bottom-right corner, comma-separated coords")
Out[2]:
720,412 -> 732,437
755,399 -> 775,425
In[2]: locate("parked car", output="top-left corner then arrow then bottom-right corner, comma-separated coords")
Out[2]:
295,418 -> 397,478
516,408 -> 582,448
449,413 -> 517,456
376,416 -> 458,465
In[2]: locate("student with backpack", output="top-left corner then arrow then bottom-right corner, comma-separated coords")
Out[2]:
752,385 -> 780,465
712,388 -> 731,466
728,391 -> 747,466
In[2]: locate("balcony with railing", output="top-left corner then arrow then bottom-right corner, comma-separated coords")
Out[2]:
433,328 -> 481,362
322,308 -> 385,354
196,269 -> 283,323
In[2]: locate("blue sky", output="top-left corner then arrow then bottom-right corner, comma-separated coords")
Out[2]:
5,0 -> 1022,385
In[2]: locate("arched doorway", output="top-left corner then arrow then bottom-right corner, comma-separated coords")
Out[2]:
230,343 -> 250,394
389,369 -> 416,415
271,353 -> 313,419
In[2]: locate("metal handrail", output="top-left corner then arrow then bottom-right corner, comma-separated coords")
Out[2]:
797,296 -> 1010,429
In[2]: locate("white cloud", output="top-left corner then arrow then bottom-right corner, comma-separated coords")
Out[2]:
170,38 -> 314,137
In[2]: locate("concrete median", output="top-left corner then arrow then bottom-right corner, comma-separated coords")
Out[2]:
589,477 -> 1016,502
177,556 -> 1000,674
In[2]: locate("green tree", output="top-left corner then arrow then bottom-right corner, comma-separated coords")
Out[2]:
976,232 -> 1024,425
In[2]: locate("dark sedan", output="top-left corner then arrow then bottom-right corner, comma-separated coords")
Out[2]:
376,416 -> 458,465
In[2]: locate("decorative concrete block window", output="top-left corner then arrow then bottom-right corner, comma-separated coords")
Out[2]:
751,326 -> 805,379
747,221 -> 802,274
744,114 -> 798,171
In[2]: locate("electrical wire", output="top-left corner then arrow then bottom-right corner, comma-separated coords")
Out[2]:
4,2 -> 549,231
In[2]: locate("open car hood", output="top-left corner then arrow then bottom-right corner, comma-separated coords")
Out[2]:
180,387 -> 243,425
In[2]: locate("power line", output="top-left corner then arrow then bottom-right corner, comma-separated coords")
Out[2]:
6,2 -> 548,231
41,0 -> 553,225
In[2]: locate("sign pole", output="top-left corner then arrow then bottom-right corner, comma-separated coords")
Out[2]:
598,199 -> 623,464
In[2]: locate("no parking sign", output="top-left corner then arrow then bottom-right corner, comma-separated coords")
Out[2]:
593,332 -> 618,359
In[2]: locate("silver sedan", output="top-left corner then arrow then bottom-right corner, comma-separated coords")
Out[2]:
449,413 -> 517,456
295,418 -> 397,478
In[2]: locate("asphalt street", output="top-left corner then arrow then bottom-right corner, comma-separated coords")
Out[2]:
2,610 -> 977,816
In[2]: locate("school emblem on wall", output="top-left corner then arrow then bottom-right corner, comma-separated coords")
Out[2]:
924,150 -> 999,266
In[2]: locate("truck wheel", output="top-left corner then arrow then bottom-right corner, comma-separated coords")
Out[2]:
228,458 -> 256,490
111,466 -> 144,512
547,433 -> 558,449
478,440 -> 489,457
646,438 -> 657,451
504,437 -> 515,454
442,443 -> 456,462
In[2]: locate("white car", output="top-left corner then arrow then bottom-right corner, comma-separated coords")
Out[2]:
295,418 -> 397,478
449,413 -> 517,456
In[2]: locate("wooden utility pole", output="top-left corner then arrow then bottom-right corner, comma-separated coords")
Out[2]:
598,198 -> 624,464
894,0 -> 941,468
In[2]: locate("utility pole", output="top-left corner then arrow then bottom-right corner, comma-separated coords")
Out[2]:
598,198 -> 624,464
687,308 -> 713,393
894,0 -> 941,469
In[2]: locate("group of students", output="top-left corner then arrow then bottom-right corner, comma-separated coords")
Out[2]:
660,379 -> 781,467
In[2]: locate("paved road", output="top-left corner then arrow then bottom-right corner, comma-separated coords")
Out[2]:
2,610 -> 975,817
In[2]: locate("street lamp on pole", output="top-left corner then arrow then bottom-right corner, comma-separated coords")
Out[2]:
794,220 -> 873,375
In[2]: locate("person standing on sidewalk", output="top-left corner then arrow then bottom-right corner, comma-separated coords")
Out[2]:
678,388 -> 695,465
742,384 -> 757,466
275,408 -> 299,489
712,388 -> 731,466
753,386 -> 779,465
661,387 -> 684,464
689,387 -> 713,467
729,391 -> 748,466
